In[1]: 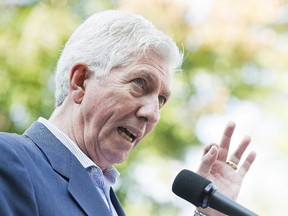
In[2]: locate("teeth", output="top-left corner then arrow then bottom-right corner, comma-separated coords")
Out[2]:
126,128 -> 136,137
118,128 -> 133,143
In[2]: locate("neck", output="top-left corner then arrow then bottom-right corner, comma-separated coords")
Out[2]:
49,98 -> 76,141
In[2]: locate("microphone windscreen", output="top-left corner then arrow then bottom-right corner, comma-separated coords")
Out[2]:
172,169 -> 211,206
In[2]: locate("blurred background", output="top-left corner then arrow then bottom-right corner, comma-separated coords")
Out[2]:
1,0 -> 288,215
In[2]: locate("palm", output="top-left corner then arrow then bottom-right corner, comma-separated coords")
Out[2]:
208,160 -> 242,200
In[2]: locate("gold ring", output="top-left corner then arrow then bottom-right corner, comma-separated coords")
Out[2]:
226,161 -> 238,170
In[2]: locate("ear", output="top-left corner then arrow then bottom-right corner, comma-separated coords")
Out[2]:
69,63 -> 91,104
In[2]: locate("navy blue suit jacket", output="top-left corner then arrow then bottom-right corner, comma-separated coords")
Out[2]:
0,122 -> 126,216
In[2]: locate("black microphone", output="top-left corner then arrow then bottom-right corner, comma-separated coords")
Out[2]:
172,169 -> 258,216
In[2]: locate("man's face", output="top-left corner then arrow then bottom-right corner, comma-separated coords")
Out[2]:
76,52 -> 171,169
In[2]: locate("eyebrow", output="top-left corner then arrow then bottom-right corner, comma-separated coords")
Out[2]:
137,70 -> 153,82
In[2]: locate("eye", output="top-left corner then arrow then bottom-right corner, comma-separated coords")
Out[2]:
133,78 -> 145,88
158,95 -> 166,108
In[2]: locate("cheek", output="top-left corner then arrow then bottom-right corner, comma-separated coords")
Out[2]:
82,92 -> 116,118
144,124 -> 157,137
81,95 -> 125,140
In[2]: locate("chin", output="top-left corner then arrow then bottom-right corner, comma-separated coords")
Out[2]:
114,154 -> 128,164
104,151 -> 129,165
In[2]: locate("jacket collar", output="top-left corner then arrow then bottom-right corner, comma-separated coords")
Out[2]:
24,122 -> 125,216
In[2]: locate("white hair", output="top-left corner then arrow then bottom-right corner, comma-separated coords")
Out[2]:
54,10 -> 183,107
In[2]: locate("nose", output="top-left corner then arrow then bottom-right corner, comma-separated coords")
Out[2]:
136,98 -> 160,124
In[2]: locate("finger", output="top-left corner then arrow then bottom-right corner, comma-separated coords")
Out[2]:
238,151 -> 257,178
228,135 -> 251,165
202,143 -> 215,156
197,145 -> 219,177
218,121 -> 236,162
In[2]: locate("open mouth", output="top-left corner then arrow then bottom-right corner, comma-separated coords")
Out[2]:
117,127 -> 137,143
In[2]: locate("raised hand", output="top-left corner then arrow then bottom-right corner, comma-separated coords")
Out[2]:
196,121 -> 256,216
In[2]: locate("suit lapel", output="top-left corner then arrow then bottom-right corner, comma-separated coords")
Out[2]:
24,122 -> 112,216
68,159 -> 112,216
110,189 -> 126,216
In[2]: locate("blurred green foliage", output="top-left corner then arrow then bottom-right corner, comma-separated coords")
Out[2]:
1,0 -> 288,215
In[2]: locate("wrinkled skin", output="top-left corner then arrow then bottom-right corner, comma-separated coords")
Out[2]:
50,51 -> 170,170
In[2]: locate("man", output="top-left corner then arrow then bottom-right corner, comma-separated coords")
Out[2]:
0,10 -> 256,216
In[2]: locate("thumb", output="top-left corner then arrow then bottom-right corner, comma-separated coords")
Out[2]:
197,145 -> 218,177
